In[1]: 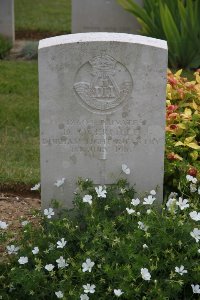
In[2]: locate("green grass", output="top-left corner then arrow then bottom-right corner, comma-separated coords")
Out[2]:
0,61 -> 39,186
15,0 -> 71,33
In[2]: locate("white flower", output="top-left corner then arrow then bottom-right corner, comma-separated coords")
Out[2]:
166,198 -> 177,211
0,221 -> 8,229
150,190 -> 156,195
120,188 -> 126,194
141,268 -> 151,281
80,294 -> 89,300
44,208 -> 55,219
198,249 -> 200,254
146,209 -> 152,215
57,238 -> 67,249
82,258 -> 95,272
83,195 -> 92,205
122,164 -> 130,175
56,256 -> 69,269
176,197 -> 189,210
54,178 -> 65,187
138,221 -> 148,232
190,228 -> 200,242
191,284 -> 200,294
7,245 -> 19,255
83,284 -> 96,294
131,198 -> 140,206
190,211 -> 200,221
190,183 -> 197,193
126,208 -> 135,214
186,175 -> 197,184
143,195 -> 156,205
31,183 -> 40,191
45,264 -> 54,271
198,187 -> 200,195
114,289 -> 124,297
137,212 -> 141,216
32,247 -> 39,255
95,186 -> 107,198
55,291 -> 64,298
18,256 -> 28,265
175,265 -> 187,276
21,220 -> 29,226
143,244 -> 148,249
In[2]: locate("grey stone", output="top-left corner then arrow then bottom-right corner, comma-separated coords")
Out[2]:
72,0 -> 142,34
0,0 -> 15,44
38,33 -> 168,209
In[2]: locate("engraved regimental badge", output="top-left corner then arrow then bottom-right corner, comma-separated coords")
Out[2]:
74,54 -> 133,113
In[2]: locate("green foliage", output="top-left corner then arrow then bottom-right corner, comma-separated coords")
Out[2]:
15,0 -> 71,34
0,61 -> 39,186
0,35 -> 12,59
20,42 -> 39,60
117,0 -> 200,68
164,69 -> 200,193
1,175 -> 200,299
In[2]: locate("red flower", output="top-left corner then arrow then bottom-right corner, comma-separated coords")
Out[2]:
187,84 -> 195,90
177,88 -> 184,99
167,105 -> 178,112
168,76 -> 178,86
169,124 -> 178,130
167,153 -> 176,160
188,167 -> 197,177
166,112 -> 178,121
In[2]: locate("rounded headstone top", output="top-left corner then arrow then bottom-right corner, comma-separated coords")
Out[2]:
39,32 -> 167,50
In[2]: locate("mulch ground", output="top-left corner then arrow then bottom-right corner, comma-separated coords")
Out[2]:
0,192 -> 41,257
0,192 -> 41,231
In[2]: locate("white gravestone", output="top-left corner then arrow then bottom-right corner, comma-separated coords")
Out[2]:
0,0 -> 15,44
39,33 -> 168,209
72,0 -> 142,34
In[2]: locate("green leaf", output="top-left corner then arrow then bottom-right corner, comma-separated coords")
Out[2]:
117,0 -> 200,68
159,3 -> 181,54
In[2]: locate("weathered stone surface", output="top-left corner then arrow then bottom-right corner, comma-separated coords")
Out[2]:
39,33 -> 168,209
0,0 -> 15,44
72,0 -> 142,34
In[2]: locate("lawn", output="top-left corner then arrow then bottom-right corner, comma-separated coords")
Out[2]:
0,61 -> 39,187
15,0 -> 71,34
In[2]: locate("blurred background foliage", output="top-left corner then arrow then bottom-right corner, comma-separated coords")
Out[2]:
118,0 -> 200,69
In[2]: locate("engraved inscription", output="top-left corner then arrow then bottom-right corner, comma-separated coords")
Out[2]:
42,119 -> 143,158
74,54 -> 133,113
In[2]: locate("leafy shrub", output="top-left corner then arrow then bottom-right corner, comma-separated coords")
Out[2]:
165,69 -> 200,193
19,41 -> 38,60
117,0 -> 200,68
0,35 -> 12,59
0,168 -> 200,299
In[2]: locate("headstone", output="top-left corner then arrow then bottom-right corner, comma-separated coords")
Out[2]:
72,0 -> 142,34
0,0 -> 15,44
39,33 -> 168,209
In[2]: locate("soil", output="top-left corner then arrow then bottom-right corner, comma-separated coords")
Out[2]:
0,192 -> 41,256
0,192 -> 41,231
